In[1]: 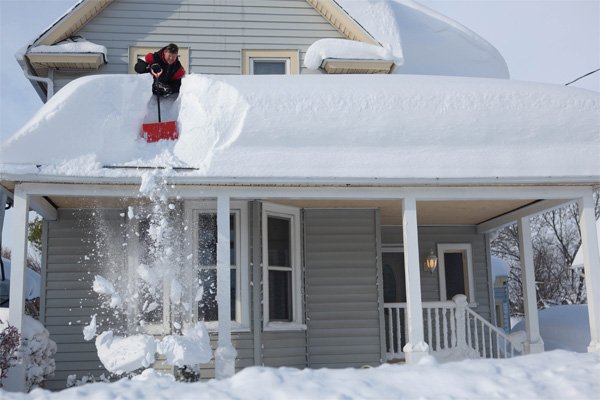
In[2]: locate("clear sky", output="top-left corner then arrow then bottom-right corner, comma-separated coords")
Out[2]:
0,0 -> 599,252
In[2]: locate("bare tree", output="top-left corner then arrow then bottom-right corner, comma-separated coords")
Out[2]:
491,190 -> 599,316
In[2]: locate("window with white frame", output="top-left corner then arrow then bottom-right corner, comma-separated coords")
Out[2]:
262,203 -> 303,329
437,243 -> 476,304
242,50 -> 299,75
188,201 -> 249,330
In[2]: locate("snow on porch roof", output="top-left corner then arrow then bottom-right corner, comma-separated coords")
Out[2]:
0,73 -> 598,184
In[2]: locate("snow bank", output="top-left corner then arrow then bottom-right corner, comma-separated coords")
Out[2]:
2,350 -> 600,399
0,258 -> 41,300
0,308 -> 56,390
1,73 -> 599,181
512,304 -> 591,353
336,0 -> 509,78
304,38 -> 397,70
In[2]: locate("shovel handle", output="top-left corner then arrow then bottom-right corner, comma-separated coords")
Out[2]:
156,94 -> 162,123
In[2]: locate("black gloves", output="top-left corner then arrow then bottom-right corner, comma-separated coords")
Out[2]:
152,81 -> 172,97
150,63 -> 162,74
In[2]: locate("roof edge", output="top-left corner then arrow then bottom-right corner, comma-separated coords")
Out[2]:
1,172 -> 599,189
305,0 -> 380,46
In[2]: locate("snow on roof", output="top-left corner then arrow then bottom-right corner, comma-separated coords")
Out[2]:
572,218 -> 600,268
304,39 -> 397,70
335,0 -> 509,78
491,256 -> 510,280
29,37 -> 108,60
0,73 -> 599,182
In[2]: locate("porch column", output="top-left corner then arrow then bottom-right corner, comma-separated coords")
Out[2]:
517,216 -> 544,354
215,194 -> 237,378
401,197 -> 429,363
578,192 -> 600,352
5,187 -> 28,391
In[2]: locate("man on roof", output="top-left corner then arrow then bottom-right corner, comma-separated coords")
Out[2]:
135,43 -> 185,97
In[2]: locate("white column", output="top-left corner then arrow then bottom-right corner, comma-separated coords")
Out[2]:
401,197 -> 429,363
578,193 -> 600,352
5,188 -> 28,391
517,216 -> 544,354
215,194 -> 236,379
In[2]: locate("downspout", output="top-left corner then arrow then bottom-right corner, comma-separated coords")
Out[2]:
23,55 -> 54,100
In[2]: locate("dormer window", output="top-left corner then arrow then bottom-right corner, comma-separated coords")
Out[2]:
242,50 -> 299,75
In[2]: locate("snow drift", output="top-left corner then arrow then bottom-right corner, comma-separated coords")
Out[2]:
1,73 -> 599,181
0,308 -> 56,390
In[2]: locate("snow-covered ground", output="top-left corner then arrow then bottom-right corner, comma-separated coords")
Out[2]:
1,350 -> 598,399
2,304 -> 598,399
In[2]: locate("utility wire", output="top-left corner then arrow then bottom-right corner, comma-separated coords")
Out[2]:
565,68 -> 600,86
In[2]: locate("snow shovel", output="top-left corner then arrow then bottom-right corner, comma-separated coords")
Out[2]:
141,95 -> 179,143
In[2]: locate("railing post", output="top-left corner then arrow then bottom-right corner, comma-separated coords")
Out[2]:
453,295 -> 468,351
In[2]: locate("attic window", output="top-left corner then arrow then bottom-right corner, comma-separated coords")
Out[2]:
242,50 -> 299,75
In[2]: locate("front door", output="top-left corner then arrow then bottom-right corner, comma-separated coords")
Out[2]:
382,250 -> 406,355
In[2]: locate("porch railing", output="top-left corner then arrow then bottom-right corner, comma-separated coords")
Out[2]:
384,294 -> 523,361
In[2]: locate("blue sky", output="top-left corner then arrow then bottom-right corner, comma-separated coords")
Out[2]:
0,0 -> 599,251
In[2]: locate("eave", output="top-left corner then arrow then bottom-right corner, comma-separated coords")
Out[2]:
321,58 -> 395,74
26,53 -> 105,70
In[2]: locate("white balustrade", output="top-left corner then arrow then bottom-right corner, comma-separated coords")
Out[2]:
384,295 -> 523,361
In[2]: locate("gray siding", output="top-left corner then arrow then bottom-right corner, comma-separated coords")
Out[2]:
53,0 -> 345,92
43,209 -> 126,390
304,209 -> 382,368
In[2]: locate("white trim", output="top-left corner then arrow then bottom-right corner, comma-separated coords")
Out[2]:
262,202 -> 302,329
184,200 -> 250,331
13,182 -> 592,201
437,243 -> 476,305
29,195 -> 57,220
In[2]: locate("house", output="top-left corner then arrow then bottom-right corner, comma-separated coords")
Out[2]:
491,256 -> 510,333
1,0 -> 599,392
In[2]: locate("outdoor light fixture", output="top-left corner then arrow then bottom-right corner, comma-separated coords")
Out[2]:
423,249 -> 438,273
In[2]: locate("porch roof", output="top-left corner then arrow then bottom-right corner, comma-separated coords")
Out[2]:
1,73 -> 598,186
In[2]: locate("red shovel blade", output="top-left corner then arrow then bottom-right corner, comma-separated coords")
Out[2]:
141,121 -> 179,143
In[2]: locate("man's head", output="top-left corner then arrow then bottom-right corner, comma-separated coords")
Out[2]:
164,43 -> 179,65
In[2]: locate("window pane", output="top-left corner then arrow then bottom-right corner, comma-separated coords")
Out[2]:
268,270 -> 292,321
444,252 -> 466,300
197,213 -> 236,266
253,60 -> 286,75
198,269 -> 236,321
268,217 -> 291,267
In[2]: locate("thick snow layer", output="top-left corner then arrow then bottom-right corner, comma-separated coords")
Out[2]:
513,304 -> 591,353
94,331 -> 157,375
0,258 -> 41,300
1,73 -> 599,181
304,38 -> 397,69
336,0 -> 509,78
572,219 -> 600,268
0,308 -> 57,390
29,37 -> 107,59
491,256 -> 509,280
3,350 -> 600,399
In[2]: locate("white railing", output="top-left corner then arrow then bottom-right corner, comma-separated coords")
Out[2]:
384,295 -> 523,361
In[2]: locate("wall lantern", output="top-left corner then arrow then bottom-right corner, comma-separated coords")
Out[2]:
423,249 -> 438,273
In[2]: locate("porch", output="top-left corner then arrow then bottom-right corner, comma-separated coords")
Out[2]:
1,182 -> 599,391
